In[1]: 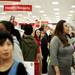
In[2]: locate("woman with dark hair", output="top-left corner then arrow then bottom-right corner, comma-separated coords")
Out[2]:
34,29 -> 42,75
48,20 -> 75,75
0,31 -> 27,75
0,20 -> 24,62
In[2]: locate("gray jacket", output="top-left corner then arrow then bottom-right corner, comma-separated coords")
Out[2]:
50,36 -> 74,67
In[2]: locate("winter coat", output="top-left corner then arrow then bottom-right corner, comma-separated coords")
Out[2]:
20,35 -> 38,61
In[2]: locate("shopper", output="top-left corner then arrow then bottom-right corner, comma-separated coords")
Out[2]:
34,29 -> 42,75
48,20 -> 75,75
39,25 -> 50,74
0,31 -> 27,75
0,20 -> 24,62
20,24 -> 38,61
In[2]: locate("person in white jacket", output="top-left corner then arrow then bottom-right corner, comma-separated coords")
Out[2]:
13,36 -> 24,62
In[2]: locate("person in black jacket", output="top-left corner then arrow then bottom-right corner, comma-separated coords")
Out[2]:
39,25 -> 50,74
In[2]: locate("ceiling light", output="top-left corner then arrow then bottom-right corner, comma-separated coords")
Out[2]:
0,5 -> 3,8
68,14 -> 72,17
23,17 -> 27,19
66,19 -> 69,22
16,18 -> 19,19
55,16 -> 60,18
52,1 -> 59,5
40,10 -> 45,13
55,12 -> 59,15
45,16 -> 49,19
43,14 -> 47,16
69,10 -> 74,13
17,14 -> 23,16
34,5 -> 41,8
32,16 -> 37,18
53,8 -> 59,11
72,5 -> 75,8
12,2 -> 20,4
67,17 -> 71,19
0,12 -> 6,15
28,12 -> 32,15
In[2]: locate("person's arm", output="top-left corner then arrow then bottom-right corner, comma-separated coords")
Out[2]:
13,43 -> 24,62
60,44 -> 74,52
17,63 -> 27,75
50,36 -> 60,75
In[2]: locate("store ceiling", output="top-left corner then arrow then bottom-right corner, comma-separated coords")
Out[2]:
0,0 -> 75,25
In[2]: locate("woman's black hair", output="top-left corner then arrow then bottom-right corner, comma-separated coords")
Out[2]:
0,31 -> 13,45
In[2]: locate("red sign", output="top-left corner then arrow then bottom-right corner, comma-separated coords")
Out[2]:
0,0 -> 20,1
4,5 -> 32,11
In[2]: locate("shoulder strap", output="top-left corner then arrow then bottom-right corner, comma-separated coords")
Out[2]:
8,61 -> 19,75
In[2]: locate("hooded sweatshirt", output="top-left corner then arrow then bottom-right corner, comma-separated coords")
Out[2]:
20,35 -> 38,61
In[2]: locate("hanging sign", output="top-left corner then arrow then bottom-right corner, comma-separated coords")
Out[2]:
4,5 -> 32,11
0,0 -> 20,1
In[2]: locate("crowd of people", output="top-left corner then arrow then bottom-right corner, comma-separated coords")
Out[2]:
0,20 -> 75,75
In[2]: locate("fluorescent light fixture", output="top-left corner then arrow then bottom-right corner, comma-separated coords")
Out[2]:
0,5 -> 3,8
32,16 -> 37,18
55,16 -> 60,18
34,5 -> 41,8
67,17 -> 70,19
12,2 -> 20,4
55,12 -> 59,15
69,10 -> 74,13
17,14 -> 23,16
40,10 -> 45,13
53,8 -> 59,11
16,18 -> 19,19
72,5 -> 75,8
66,19 -> 69,22
0,12 -> 6,15
45,17 -> 49,19
52,1 -> 59,5
68,14 -> 72,17
23,17 -> 27,19
43,14 -> 47,16
28,12 -> 32,15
